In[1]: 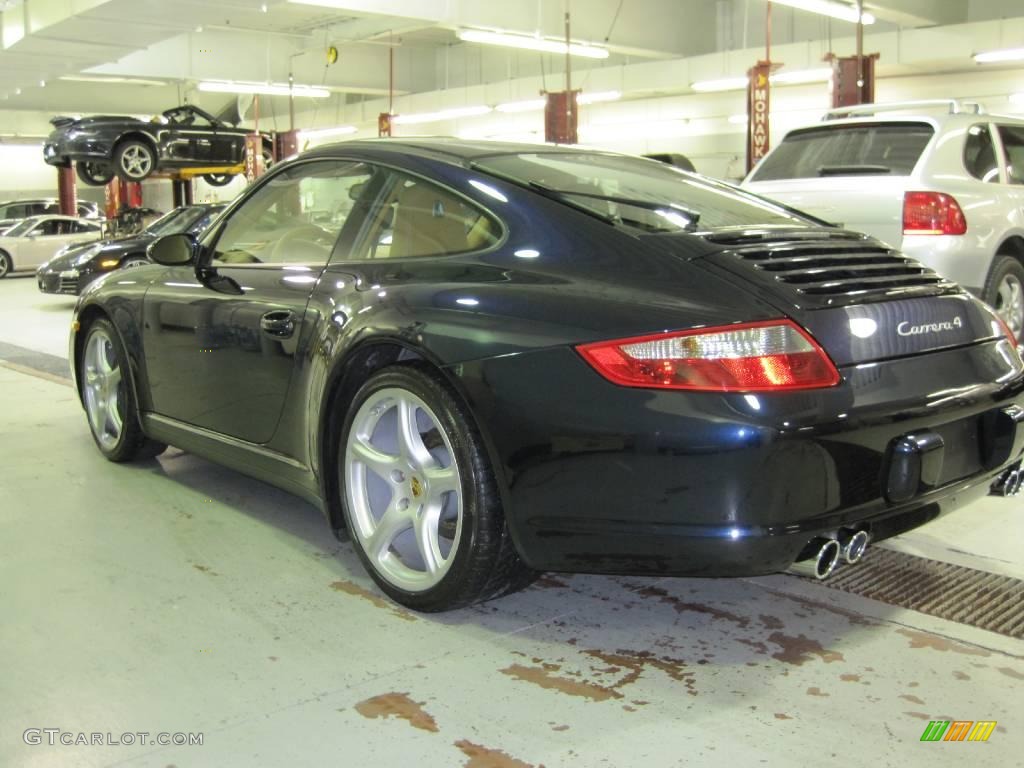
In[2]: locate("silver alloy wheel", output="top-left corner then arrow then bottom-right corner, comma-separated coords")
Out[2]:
996,273 -> 1024,338
121,258 -> 148,269
345,387 -> 463,592
119,144 -> 153,179
0,252 -> 9,278
82,329 -> 124,450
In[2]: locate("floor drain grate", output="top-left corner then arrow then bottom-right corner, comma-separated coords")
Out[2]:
814,547 -> 1024,639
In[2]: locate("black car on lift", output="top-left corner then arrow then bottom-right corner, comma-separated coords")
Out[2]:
68,139 -> 1024,612
38,203 -> 225,295
43,105 -> 268,188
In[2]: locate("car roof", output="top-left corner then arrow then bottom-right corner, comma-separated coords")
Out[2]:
0,198 -> 58,205
21,214 -> 94,224
807,112 -> 1024,129
303,137 -> 619,164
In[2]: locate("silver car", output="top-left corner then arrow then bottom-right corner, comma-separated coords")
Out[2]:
742,100 -> 1024,341
0,215 -> 102,278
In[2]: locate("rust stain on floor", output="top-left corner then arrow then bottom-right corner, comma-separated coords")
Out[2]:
899,694 -> 926,705
454,739 -> 538,768
997,666 -> 1024,680
839,674 -> 860,682
904,711 -> 931,720
895,629 -> 990,657
635,586 -> 750,628
806,687 -> 829,697
500,663 -> 620,702
585,649 -> 698,697
354,692 -> 439,733
192,564 -> 218,576
953,671 -> 970,680
759,615 -> 784,630
766,633 -> 845,665
329,580 -> 417,622
774,713 -> 793,720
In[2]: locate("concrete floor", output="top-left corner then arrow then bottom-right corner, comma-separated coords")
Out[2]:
1,274 -> 1022,768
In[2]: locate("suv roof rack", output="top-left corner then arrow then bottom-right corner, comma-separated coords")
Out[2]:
822,99 -> 985,120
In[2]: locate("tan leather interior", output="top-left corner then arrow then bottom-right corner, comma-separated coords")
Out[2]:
390,182 -> 475,258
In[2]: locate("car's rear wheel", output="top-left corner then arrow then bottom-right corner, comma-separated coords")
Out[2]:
0,250 -> 11,278
338,363 -> 534,611
80,318 -> 166,462
76,162 -> 114,186
114,140 -> 156,182
203,173 -> 235,187
985,256 -> 1024,342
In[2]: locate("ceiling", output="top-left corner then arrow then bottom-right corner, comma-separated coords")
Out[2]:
0,0 -> 1020,131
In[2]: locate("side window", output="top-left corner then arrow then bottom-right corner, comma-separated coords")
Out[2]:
72,221 -> 96,233
355,171 -> 501,260
964,124 -> 1000,183
5,204 -> 28,218
212,161 -> 374,266
35,220 -> 61,236
998,125 -> 1024,185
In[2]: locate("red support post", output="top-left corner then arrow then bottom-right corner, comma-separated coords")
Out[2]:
56,166 -> 77,217
544,90 -> 579,144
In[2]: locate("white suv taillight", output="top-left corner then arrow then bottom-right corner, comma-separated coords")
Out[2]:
903,191 -> 967,235
577,320 -> 841,392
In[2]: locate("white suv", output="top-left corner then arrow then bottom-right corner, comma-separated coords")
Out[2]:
742,100 -> 1024,341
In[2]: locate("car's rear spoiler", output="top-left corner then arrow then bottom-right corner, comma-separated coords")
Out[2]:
49,116 -> 77,128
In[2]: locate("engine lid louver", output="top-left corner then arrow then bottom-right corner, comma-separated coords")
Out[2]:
704,229 -> 958,308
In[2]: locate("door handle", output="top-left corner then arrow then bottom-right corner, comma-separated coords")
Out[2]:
260,310 -> 296,339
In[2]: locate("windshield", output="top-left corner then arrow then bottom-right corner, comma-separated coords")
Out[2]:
477,152 -> 806,233
750,122 -> 934,181
145,207 -> 213,237
5,218 -> 38,238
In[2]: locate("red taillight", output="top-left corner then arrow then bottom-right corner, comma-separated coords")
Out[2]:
995,315 -> 1020,350
903,191 -> 967,235
577,320 -> 841,392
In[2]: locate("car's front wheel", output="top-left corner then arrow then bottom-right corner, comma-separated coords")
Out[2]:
0,250 -> 11,278
203,173 -> 235,187
338,363 -> 534,611
114,140 -> 156,182
120,256 -> 149,270
79,318 -> 166,462
985,255 -> 1024,343
76,162 -> 114,186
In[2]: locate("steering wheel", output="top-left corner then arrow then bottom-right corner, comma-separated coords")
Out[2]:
267,224 -> 333,263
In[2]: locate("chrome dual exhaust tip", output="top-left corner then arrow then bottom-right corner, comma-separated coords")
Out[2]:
839,529 -> 870,564
787,538 -> 841,580
990,465 -> 1023,497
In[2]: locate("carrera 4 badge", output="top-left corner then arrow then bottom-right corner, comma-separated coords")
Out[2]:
897,317 -> 963,337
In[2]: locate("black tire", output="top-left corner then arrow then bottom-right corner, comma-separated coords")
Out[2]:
983,255 -> 1024,343
337,363 -> 535,611
0,250 -> 11,278
76,161 -> 114,186
113,139 -> 156,182
79,317 -> 166,462
203,173 -> 235,187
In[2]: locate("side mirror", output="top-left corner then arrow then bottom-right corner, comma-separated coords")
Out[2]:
148,233 -> 197,266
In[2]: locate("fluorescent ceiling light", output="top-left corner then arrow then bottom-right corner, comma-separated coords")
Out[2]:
974,47 -> 1024,64
495,98 -> 547,113
577,90 -> 621,104
771,67 -> 832,84
692,68 -> 832,92
61,75 -> 169,87
691,77 -> 749,92
768,0 -> 874,25
458,29 -> 609,59
198,80 -> 330,98
392,105 -> 492,125
300,125 -> 358,140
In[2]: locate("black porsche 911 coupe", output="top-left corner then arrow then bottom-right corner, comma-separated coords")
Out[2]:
38,203 -> 226,295
44,105 -> 268,187
69,139 -> 1024,611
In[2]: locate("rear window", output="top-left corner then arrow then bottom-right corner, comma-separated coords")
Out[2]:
477,151 -> 806,232
750,122 -> 934,181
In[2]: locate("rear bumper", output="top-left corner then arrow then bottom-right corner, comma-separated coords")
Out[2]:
43,137 -> 112,167
452,340 -> 1024,576
901,234 -> 987,294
